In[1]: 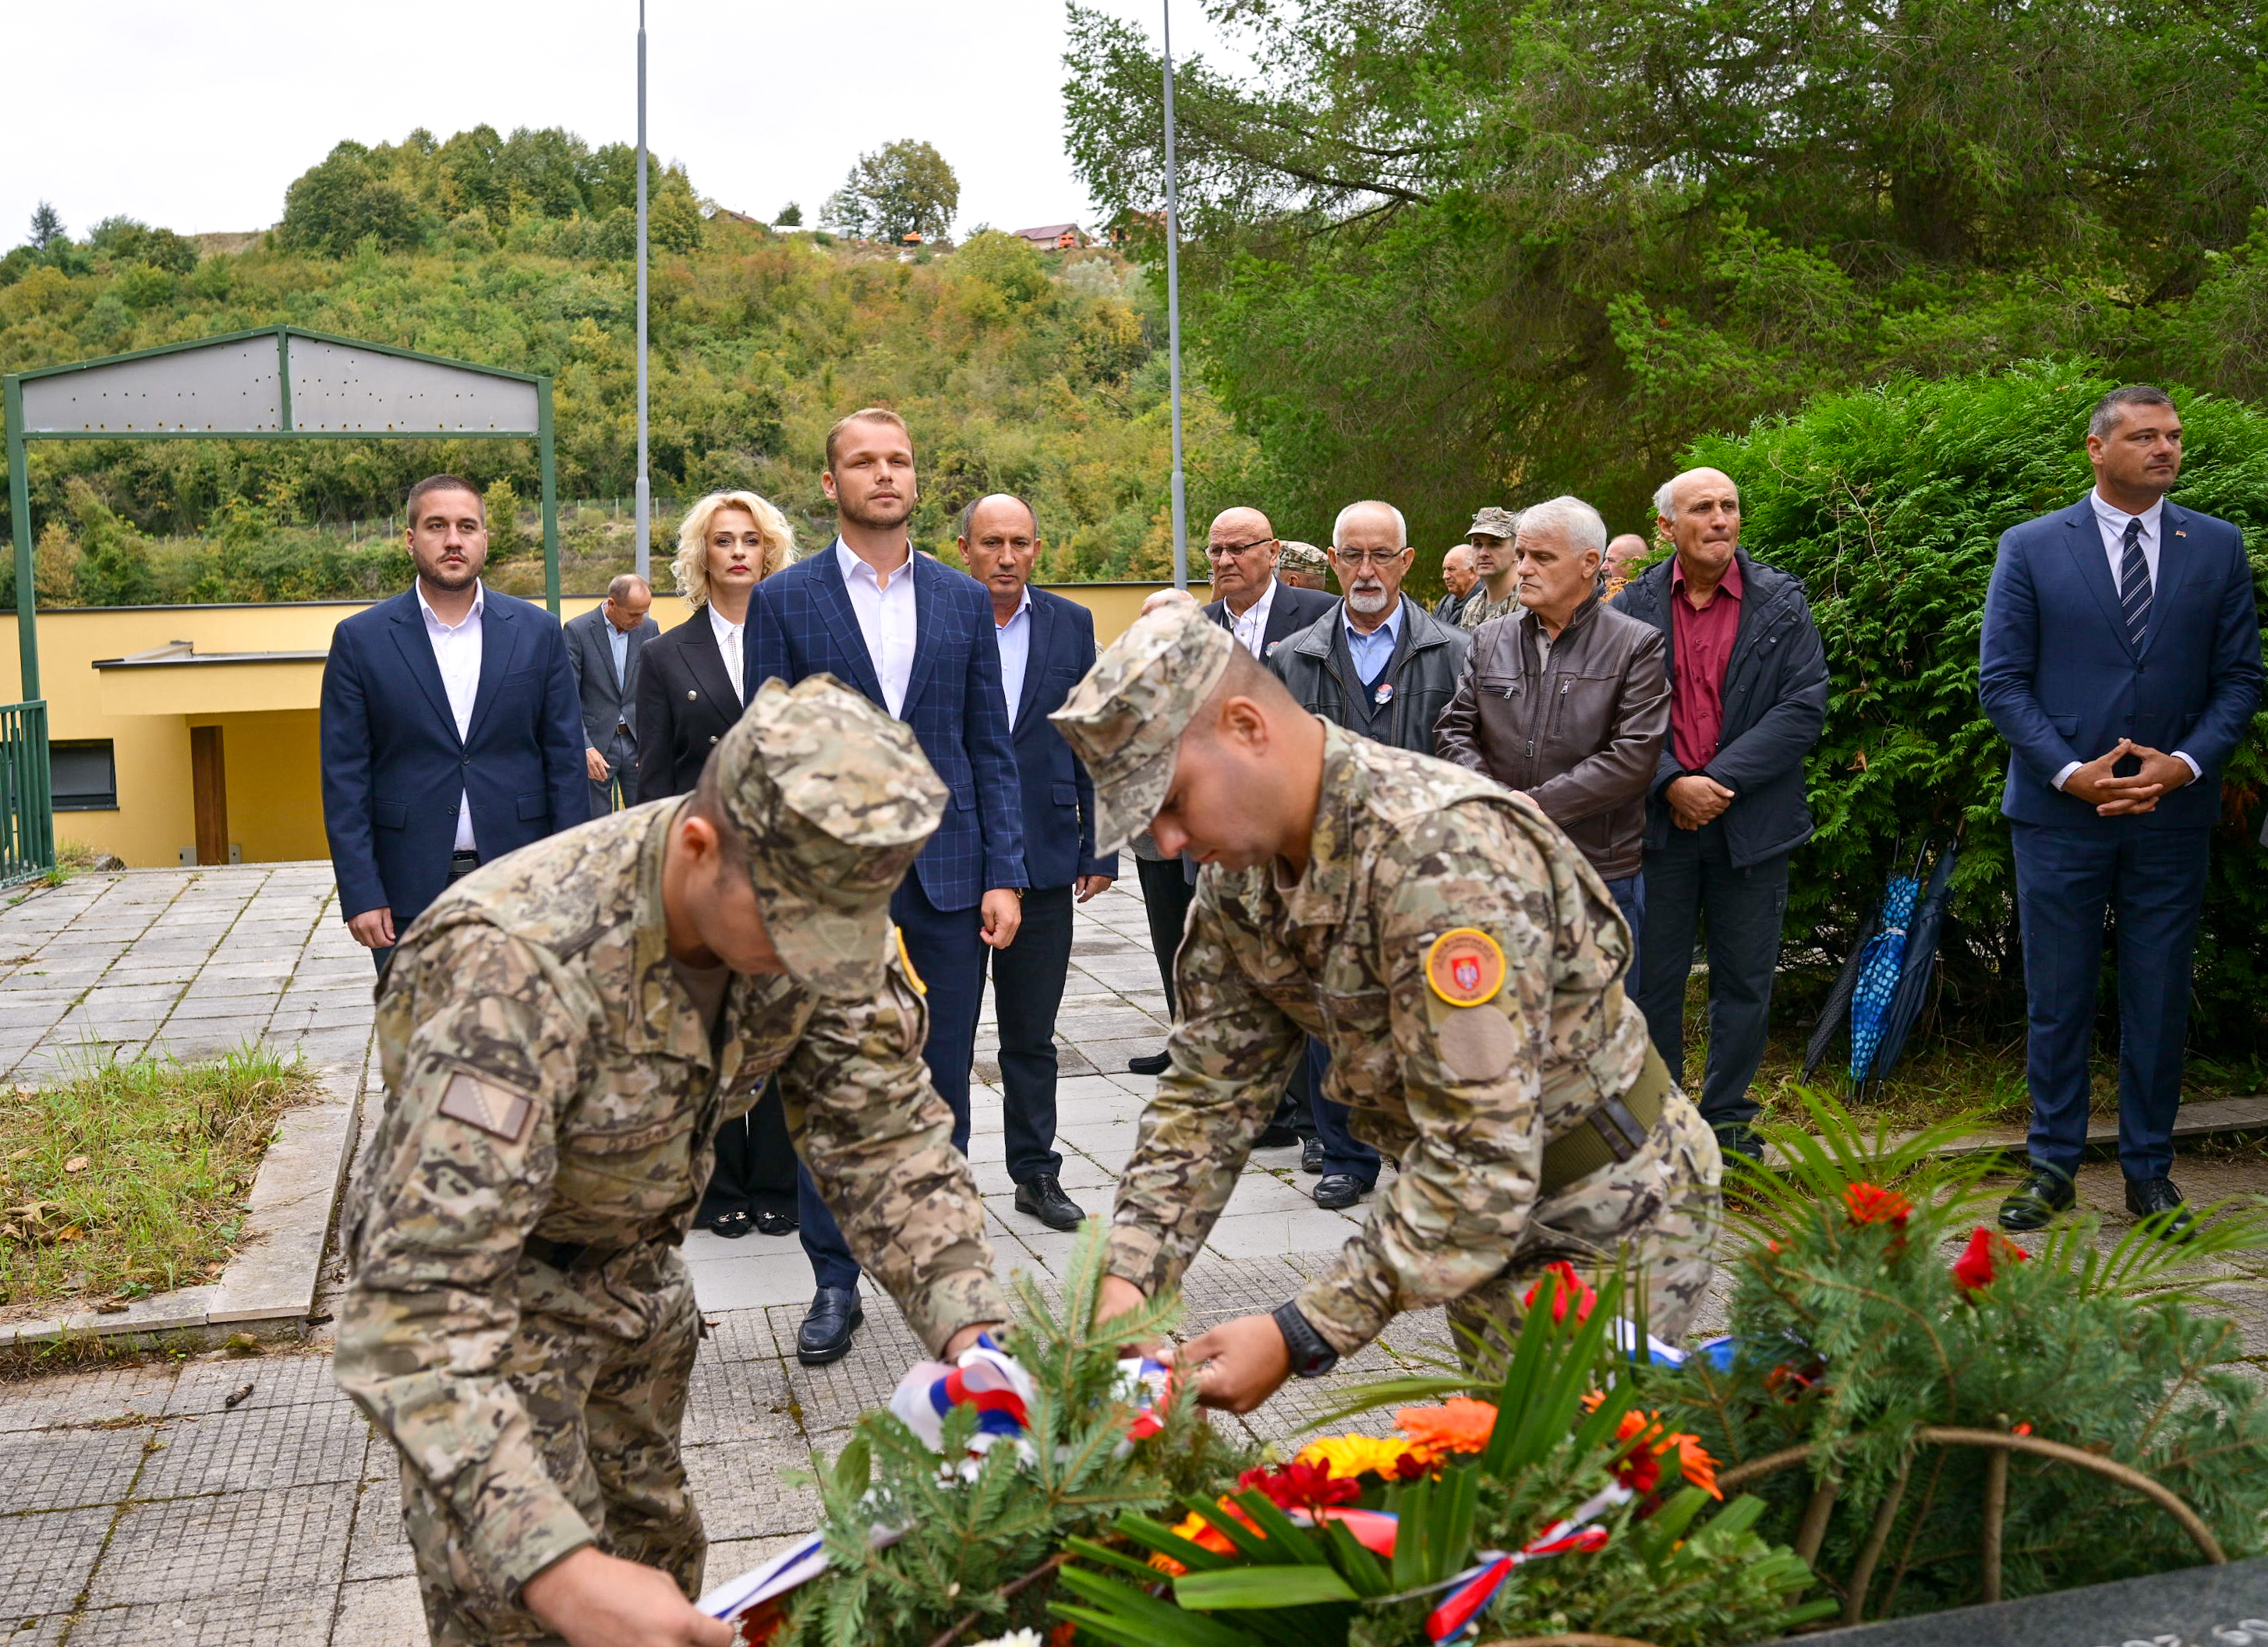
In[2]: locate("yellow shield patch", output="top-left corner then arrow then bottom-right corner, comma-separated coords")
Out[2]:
1425,928 -> 1506,1009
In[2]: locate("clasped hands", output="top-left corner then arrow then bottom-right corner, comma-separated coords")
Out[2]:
1665,772 -> 1734,830
2064,737 -> 2191,816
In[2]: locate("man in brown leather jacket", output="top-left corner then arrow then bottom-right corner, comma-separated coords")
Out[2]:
1435,494 -> 1670,970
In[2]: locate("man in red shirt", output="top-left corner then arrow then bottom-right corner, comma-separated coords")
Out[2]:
1610,468 -> 1828,1160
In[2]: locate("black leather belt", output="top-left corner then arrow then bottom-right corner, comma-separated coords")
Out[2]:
1537,1041 -> 1674,1193
450,850 -> 480,868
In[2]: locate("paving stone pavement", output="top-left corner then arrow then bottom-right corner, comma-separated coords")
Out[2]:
0,867 -> 2261,1643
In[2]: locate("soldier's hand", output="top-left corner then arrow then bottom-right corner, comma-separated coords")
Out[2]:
522,1546 -> 732,1647
347,907 -> 396,949
1184,1313 -> 1292,1413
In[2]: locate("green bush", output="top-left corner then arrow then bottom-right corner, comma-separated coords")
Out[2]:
1690,359 -> 2268,1048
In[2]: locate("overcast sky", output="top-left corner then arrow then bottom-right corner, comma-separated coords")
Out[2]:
5,1 -> 1239,247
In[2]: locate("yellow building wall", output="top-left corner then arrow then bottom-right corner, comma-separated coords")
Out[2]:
0,581 -> 1210,869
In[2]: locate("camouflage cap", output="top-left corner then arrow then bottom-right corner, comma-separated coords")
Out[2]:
1277,540 -> 1329,577
718,674 -> 947,997
1468,506 -> 1520,540
1050,604 -> 1234,857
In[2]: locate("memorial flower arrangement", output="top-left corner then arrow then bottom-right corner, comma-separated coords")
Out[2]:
1656,1088 -> 2268,1621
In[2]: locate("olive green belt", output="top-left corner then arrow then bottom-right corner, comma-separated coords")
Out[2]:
1537,1041 -> 1674,1194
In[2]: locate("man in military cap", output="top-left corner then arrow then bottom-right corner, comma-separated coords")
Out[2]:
1461,504 -> 1524,631
336,674 -> 1009,1647
1276,540 -> 1332,592
1058,606 -> 1721,1414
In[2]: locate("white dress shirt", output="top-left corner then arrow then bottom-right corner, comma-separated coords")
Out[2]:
2050,490 -> 2197,792
1226,578 -> 1279,659
419,580 -> 485,853
836,537 -> 918,718
994,588 -> 1034,730
707,600 -> 747,705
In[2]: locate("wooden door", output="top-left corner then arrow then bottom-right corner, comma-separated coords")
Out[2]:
190,725 -> 228,866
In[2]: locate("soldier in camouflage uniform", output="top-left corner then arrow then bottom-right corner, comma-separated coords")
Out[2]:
1058,605 -> 1720,1413
1276,540 -> 1332,592
336,674 -> 1010,1647
1461,504 -> 1525,631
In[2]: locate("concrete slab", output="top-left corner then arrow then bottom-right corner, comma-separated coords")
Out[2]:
334,1575 -> 432,1647
90,1479 -> 356,1605
0,1503 -> 117,1613
209,1062 -> 363,1326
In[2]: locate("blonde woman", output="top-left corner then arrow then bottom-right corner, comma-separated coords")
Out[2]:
632,489 -> 798,1240
632,490 -> 795,802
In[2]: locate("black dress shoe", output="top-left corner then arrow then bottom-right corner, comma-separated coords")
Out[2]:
1127,1051 -> 1170,1076
1014,1172 -> 1085,1232
1314,1173 -> 1372,1211
797,1286 -> 864,1366
1300,1136 -> 1325,1175
1997,1165 -> 2077,1232
1712,1123 -> 1765,1165
1255,1121 -> 1303,1148
2125,1175 -> 2193,1242
753,1209 -> 798,1236
706,1209 -> 754,1239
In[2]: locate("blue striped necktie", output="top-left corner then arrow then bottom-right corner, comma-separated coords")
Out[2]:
2119,516 -> 2151,650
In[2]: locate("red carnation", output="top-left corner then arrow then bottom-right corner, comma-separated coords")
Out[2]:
1952,1225 -> 2027,1294
1843,1182 -> 1912,1229
1239,1459 -> 1359,1514
1521,1260 -> 1598,1324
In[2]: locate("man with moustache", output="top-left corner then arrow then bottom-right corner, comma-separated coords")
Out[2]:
1200,506 -> 1337,663
957,493 -> 1118,1232
1460,506 -> 1523,631
1271,500 -> 1471,1207
321,474 -> 584,972
748,408 -> 1026,1365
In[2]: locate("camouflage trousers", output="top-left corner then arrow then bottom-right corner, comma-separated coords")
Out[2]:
1449,1091 -> 1722,1373
398,1246 -> 706,1646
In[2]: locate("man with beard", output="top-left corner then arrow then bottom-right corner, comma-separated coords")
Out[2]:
1270,500 -> 1471,1208
747,408 -> 1027,1366
321,474 -> 584,973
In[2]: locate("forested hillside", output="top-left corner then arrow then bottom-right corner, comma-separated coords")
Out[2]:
0,125 -> 1258,603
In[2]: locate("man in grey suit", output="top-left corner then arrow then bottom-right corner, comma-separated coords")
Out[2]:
564,573 -> 660,820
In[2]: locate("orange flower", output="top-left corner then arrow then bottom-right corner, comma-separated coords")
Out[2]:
1665,1430 -> 1721,1499
1148,1498 -> 1258,1575
1396,1398 -> 1498,1464
1607,1408 -> 1722,1500
1843,1182 -> 1912,1228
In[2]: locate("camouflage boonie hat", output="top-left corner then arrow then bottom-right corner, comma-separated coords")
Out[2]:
1468,506 -> 1520,540
718,674 -> 946,997
1277,540 -> 1329,578
1050,604 -> 1233,857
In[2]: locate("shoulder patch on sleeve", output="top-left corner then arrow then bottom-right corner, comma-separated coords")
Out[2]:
436,1070 -> 536,1143
1425,928 -> 1506,1008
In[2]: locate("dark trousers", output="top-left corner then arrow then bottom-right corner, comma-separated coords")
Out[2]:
699,1082 -> 798,1223
1305,1038 -> 1379,1183
983,882 -> 1074,1183
2011,822 -> 2209,1181
1604,872 -> 1645,984
1136,854 -> 1197,1010
798,873 -> 988,1290
1636,822 -> 1789,1129
587,731 -> 635,821
370,850 -> 483,974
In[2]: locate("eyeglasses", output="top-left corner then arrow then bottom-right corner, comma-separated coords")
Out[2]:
1331,547 -> 1409,568
1206,538 -> 1276,558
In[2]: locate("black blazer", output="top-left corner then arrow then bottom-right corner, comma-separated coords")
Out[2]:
1202,578 -> 1340,661
633,610 -> 742,802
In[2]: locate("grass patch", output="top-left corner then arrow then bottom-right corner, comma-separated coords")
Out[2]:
0,1044 -> 322,1309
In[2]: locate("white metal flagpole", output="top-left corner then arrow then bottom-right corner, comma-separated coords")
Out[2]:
1162,0 -> 1189,590
634,0 -> 652,581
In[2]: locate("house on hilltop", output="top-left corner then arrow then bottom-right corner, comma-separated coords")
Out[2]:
1013,223 -> 1089,251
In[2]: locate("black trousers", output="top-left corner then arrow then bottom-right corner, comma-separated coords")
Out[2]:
698,1082 -> 798,1222
1135,854 -> 1196,1011
1636,821 -> 1790,1129
982,882 -> 1075,1183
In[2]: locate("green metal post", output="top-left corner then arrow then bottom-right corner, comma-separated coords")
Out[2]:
274,326 -> 294,432
539,378 -> 560,617
4,376 -> 37,702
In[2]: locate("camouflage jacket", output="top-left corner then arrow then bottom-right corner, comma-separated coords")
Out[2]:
336,802 -> 1005,1591
1460,587 -> 1523,631
1104,724 -> 1653,1353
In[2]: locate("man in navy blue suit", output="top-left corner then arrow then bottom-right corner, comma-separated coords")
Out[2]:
320,475 -> 584,972
748,408 -> 1028,1365
1980,385 -> 2263,1237
959,493 -> 1119,1235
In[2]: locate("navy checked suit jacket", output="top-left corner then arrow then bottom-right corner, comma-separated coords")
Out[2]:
1980,497 -> 2263,832
319,585 -> 586,929
1008,587 -> 1119,889
748,546 -> 1027,910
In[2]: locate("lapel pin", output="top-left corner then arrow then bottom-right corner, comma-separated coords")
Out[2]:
2175,529 -> 2187,538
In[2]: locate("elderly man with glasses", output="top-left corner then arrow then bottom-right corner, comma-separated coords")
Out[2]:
1201,506 -> 1339,662
1270,500 -> 1474,1209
